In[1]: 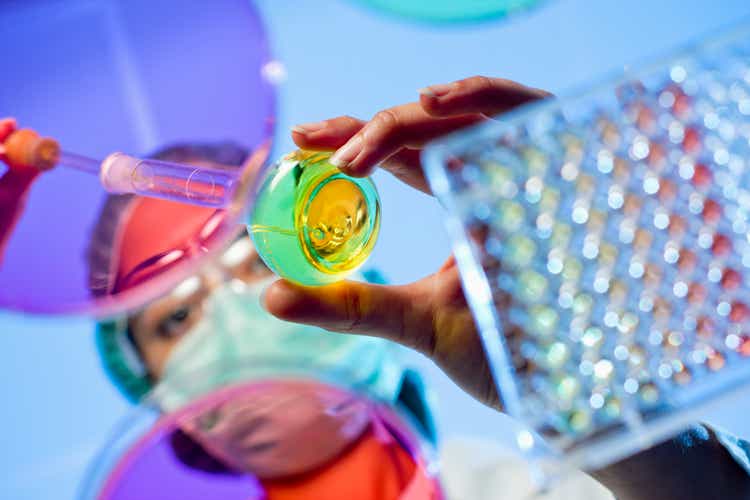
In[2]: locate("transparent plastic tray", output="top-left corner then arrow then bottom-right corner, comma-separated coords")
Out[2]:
424,21 -> 750,472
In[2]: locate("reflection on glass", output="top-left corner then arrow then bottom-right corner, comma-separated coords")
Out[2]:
86,143 -> 250,303
352,0 -> 546,23
83,378 -> 441,500
0,0 -> 275,316
94,228 -> 414,411
92,142 -> 406,409
90,163 -> 438,496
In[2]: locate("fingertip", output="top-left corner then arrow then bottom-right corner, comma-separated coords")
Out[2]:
290,121 -> 327,148
291,133 -> 334,152
262,279 -> 304,319
329,135 -> 368,176
418,83 -> 457,116
0,118 -> 17,139
419,93 -> 449,117
291,116 -> 366,152
259,278 -> 275,305
417,87 -> 436,98
418,85 -> 477,118
292,121 -> 327,135
331,160 -> 373,178
419,84 -> 452,98
291,129 -> 312,149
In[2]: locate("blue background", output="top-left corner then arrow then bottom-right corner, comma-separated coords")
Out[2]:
2,0 -> 750,498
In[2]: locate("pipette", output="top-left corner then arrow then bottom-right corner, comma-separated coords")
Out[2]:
2,128 -> 238,208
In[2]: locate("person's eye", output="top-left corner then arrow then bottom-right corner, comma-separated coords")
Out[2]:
157,305 -> 193,338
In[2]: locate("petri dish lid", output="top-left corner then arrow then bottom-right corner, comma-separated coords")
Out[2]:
351,0 -> 547,23
0,0 -> 276,316
79,367 -> 440,500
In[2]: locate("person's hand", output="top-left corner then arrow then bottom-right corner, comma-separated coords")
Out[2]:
0,118 -> 15,139
262,77 -> 750,499
0,117 -> 44,177
0,118 -> 49,260
262,76 -> 549,410
0,118 -> 18,166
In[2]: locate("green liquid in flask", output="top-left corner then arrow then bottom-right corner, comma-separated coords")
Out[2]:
249,150 -> 380,286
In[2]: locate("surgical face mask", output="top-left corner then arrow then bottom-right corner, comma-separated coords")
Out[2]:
151,278 -> 405,412
176,380 -> 373,479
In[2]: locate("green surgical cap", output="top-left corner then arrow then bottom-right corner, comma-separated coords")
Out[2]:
95,317 -> 152,403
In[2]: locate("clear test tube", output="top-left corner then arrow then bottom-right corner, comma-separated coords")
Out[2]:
99,152 -> 238,208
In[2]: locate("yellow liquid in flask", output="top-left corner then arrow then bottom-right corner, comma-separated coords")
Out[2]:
249,151 -> 380,286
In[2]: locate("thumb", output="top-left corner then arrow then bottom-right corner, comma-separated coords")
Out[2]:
262,279 -> 435,355
0,118 -> 17,140
0,118 -> 17,156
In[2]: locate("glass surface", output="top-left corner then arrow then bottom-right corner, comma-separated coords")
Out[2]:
0,0 -> 275,316
98,153 -> 241,208
424,21 -> 750,470
352,0 -> 546,23
80,377 -> 440,500
250,151 -> 380,286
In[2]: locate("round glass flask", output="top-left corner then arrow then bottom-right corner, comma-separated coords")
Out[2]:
249,150 -> 380,286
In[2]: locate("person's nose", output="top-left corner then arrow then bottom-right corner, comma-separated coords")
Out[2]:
201,264 -> 226,292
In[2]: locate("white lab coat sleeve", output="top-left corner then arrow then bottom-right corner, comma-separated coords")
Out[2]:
438,437 -> 614,500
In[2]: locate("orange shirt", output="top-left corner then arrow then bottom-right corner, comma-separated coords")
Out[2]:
262,428 -> 436,500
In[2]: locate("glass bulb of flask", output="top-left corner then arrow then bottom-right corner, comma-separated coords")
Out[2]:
249,150 -> 380,286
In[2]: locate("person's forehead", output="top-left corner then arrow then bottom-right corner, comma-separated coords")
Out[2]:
128,232 -> 255,322
116,198 -> 218,275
